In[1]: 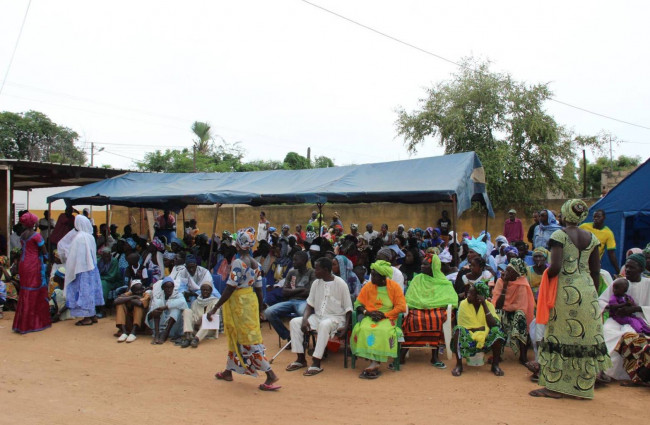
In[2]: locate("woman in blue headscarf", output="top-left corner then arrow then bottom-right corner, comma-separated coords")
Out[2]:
333,254 -> 362,298
533,210 -> 563,249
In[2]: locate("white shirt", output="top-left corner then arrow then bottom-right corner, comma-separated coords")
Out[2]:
307,275 -> 353,320
363,230 -> 379,242
257,221 -> 269,242
391,266 -> 405,291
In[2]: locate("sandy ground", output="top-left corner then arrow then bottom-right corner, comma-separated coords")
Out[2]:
0,311 -> 648,425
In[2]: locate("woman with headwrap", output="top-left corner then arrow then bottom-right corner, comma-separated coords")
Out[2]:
333,254 -> 361,298
531,199 -> 611,399
598,251 -> 650,382
207,230 -> 280,391
429,228 -> 443,248
533,209 -> 563,249
492,258 -> 536,365
60,215 -> 105,327
454,239 -> 496,297
351,260 -> 407,379
12,212 -> 52,334
451,282 -> 506,377
401,253 -> 458,368
526,247 -> 549,299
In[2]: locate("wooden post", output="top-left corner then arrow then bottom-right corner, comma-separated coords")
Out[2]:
207,203 -> 221,270
451,195 -> 458,267
484,205 -> 489,236
317,203 -> 323,237
47,202 -> 52,258
181,208 -> 186,239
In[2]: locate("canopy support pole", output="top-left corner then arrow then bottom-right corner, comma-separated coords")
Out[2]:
47,202 -> 52,260
207,203 -> 221,270
182,208 -> 186,239
484,205 -> 489,236
317,203 -> 323,237
451,195 -> 458,267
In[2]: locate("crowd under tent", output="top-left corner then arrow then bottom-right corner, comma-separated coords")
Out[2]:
49,152 -> 495,263
585,157 -> 650,274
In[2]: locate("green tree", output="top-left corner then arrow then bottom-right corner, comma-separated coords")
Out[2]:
191,121 -> 213,155
313,155 -> 335,168
396,57 -> 602,208
0,110 -> 86,164
579,155 -> 641,197
283,152 -> 311,170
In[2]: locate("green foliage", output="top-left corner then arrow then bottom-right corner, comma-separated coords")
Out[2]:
313,155 -> 335,168
395,57 -> 604,207
578,154 -> 641,197
191,121 -> 213,154
283,152 -> 311,170
0,110 -> 86,164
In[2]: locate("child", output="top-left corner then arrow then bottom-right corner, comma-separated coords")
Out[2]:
462,257 -> 494,289
607,278 -> 650,335
49,267 -> 73,322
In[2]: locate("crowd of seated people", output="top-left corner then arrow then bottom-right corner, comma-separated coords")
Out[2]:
2,205 -> 650,397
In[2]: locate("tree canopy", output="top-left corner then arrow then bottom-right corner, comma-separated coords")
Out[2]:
396,58 -> 603,208
0,110 -> 86,164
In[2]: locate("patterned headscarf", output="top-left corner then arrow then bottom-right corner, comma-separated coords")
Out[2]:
19,211 -> 38,228
370,260 -> 393,278
533,247 -> 550,259
627,253 -> 647,270
561,199 -> 589,225
473,282 -> 491,299
235,230 -> 255,250
151,237 -> 165,252
422,253 -> 434,264
54,266 -> 66,279
507,258 -> 528,277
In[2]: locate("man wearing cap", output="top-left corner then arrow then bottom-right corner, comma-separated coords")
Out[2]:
503,209 -> 524,243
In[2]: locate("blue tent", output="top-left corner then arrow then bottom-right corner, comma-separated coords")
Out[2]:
48,152 -> 494,217
585,157 -> 650,273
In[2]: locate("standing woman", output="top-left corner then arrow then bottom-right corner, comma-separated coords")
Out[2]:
207,230 -> 280,391
61,215 -> 104,326
12,212 -> 51,334
531,199 -> 611,399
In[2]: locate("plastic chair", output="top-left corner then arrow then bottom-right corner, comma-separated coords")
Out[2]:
350,311 -> 404,370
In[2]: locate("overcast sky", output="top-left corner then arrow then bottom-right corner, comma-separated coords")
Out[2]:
1,0 -> 649,177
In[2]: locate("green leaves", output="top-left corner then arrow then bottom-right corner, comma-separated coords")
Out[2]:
396,57 -> 605,208
0,110 -> 85,165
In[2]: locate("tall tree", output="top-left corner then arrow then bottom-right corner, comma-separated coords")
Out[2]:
0,110 -> 86,164
191,121 -> 213,155
283,152 -> 311,170
313,155 -> 335,168
396,57 -> 602,208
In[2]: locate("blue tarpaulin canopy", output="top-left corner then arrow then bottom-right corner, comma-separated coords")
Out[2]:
585,157 -> 650,273
48,152 -> 494,217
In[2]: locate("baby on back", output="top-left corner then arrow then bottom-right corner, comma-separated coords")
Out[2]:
607,278 -> 650,335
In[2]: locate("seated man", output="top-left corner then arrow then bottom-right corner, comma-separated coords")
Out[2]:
179,282 -> 220,348
178,254 -> 215,301
114,280 -> 151,343
146,277 -> 188,345
286,257 -> 352,376
264,251 -> 316,342
98,247 -> 122,303
451,282 -> 506,377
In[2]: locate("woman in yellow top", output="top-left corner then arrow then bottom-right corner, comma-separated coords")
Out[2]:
451,282 -> 506,377
526,247 -> 549,300
351,260 -> 407,379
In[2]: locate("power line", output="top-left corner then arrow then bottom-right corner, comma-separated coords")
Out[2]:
300,0 -> 650,132
0,0 -> 32,98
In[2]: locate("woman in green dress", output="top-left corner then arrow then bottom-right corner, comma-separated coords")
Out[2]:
351,260 -> 407,379
530,199 -> 612,399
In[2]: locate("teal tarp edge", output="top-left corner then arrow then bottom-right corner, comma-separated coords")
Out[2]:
48,152 -> 495,218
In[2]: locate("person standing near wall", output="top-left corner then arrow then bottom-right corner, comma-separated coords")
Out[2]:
580,209 -> 620,275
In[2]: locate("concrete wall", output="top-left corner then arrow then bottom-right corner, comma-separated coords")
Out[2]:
24,198 -> 600,245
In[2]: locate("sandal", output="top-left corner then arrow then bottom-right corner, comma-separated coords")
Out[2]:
491,365 -> 505,376
359,369 -> 381,379
431,361 -> 447,369
259,383 -> 282,391
303,366 -> 323,376
75,319 -> 93,326
215,371 -> 233,382
285,362 -> 307,372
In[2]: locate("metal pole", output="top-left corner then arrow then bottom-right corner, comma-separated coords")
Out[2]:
207,204 -> 221,269
582,149 -> 587,198
317,203 -> 323,237
233,205 -> 236,232
26,190 -> 29,209
484,205 -> 489,236
91,142 -> 94,166
47,202 -> 52,258
451,195 -> 458,267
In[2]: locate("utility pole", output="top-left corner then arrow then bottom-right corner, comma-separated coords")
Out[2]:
582,150 -> 587,198
609,135 -> 613,170
193,146 -> 197,172
90,142 -> 104,167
